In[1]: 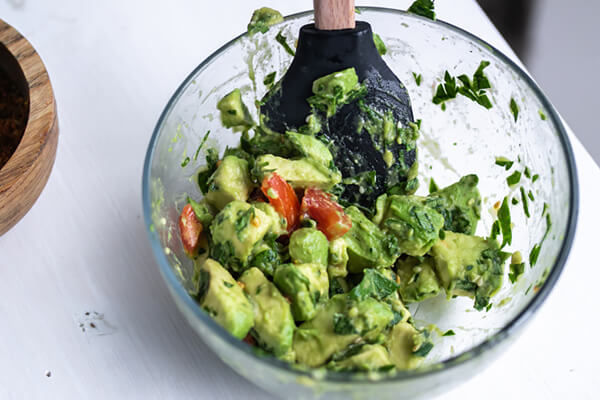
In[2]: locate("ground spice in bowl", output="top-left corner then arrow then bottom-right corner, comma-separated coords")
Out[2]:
0,67 -> 28,170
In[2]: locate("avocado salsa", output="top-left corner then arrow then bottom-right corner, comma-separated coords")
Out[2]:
176,7 -> 512,373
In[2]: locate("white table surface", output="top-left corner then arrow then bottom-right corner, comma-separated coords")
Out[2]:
1,0 -> 598,398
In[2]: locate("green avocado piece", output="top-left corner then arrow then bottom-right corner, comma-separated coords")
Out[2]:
328,237 -> 349,279
253,202 -> 287,235
205,155 -> 252,210
273,263 -> 328,322
217,89 -> 254,129
193,259 -> 254,339
307,67 -> 362,117
210,201 -> 274,272
289,228 -> 329,266
379,195 -> 445,257
327,344 -> 392,372
426,174 -> 481,235
255,154 -> 341,190
430,231 -> 510,310
293,293 -> 394,367
396,257 -> 442,303
385,321 -> 426,370
247,7 -> 283,35
239,267 -> 295,357
344,206 -> 400,273
286,131 -> 334,167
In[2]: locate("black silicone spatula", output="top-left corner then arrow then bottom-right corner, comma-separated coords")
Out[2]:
261,0 -> 416,207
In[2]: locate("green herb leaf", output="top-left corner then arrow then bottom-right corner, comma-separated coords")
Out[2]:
413,340 -> 434,357
263,71 -> 276,88
529,244 -> 541,266
412,72 -> 422,86
495,156 -> 514,170
456,61 -> 493,109
349,268 -> 401,301
490,220 -> 500,241
234,207 -> 256,239
532,174 -> 540,183
181,156 -> 190,167
432,71 -> 458,107
498,197 -> 512,248
510,98 -> 519,122
428,177 -> 439,194
538,110 -> 547,120
442,329 -> 455,336
407,0 -> 436,20
275,30 -> 295,56
194,130 -> 211,161
524,167 -> 531,179
474,294 -> 490,311
528,190 -> 534,201
507,171 -> 522,186
520,186 -> 530,218
509,262 -> 525,283
373,33 -> 387,55
333,313 -> 357,335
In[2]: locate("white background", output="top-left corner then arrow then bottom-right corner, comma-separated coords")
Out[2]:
0,0 -> 598,398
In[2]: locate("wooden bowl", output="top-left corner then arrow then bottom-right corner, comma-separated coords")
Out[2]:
0,20 -> 58,236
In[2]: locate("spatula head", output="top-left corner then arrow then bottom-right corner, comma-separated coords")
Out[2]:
261,21 -> 416,207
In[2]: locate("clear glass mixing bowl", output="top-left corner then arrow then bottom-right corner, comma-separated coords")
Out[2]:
142,8 -> 578,399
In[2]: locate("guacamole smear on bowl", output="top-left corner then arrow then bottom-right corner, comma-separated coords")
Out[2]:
175,9 -> 515,374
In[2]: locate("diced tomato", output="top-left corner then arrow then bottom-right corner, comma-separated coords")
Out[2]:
261,172 -> 299,232
300,188 -> 352,240
243,333 -> 256,346
179,203 -> 203,256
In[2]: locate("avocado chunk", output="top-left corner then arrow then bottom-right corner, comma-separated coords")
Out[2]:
253,202 -> 287,235
430,231 -> 510,310
286,131 -> 334,167
255,154 -> 341,190
289,228 -> 329,266
378,195 -> 445,257
385,321 -> 430,370
349,268 -> 401,301
247,7 -> 283,35
205,155 -> 252,210
239,267 -> 295,357
327,344 -> 393,372
273,263 -> 328,322
293,293 -> 394,367
307,67 -> 362,117
210,201 -> 274,272
344,206 -> 400,273
192,259 -> 254,339
426,174 -> 481,235
217,89 -> 254,129
396,257 -> 442,303
328,237 -> 349,279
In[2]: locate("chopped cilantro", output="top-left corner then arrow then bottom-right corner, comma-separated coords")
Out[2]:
495,157 -> 514,170
181,156 -> 190,167
275,31 -> 295,56
412,72 -> 422,86
539,110 -> 547,120
355,7 -> 362,14
247,7 -> 283,35
525,284 -> 532,295
520,187 -> 530,218
490,220 -> 500,241
529,206 -> 552,267
456,61 -> 493,109
223,281 -> 234,288
474,294 -> 490,311
428,177 -> 439,193
510,98 -> 519,122
194,130 -> 211,161
333,313 -> 357,335
407,0 -> 436,20
498,197 -> 512,248
349,268 -> 401,301
485,303 -> 493,312
263,71 -> 276,88
442,329 -> 455,336
511,197 -> 519,205
509,262 -> 525,283
528,190 -> 534,201
529,244 -> 541,266
413,341 -> 434,357
234,207 -> 255,239
532,174 -> 540,183
373,33 -> 387,55
507,171 -> 522,186
524,167 -> 531,179
432,71 -> 458,108
197,148 -> 220,194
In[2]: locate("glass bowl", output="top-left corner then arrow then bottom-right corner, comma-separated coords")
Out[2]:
142,8 -> 578,399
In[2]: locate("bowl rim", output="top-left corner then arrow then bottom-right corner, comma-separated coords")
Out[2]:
142,7 -> 579,384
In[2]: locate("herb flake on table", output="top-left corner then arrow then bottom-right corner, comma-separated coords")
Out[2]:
263,72 -> 276,89
456,61 -> 493,109
407,0 -> 436,20
495,156 -> 514,170
432,71 -> 458,109
507,170 -> 521,186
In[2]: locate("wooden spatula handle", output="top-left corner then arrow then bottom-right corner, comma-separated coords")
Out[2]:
314,0 -> 356,30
